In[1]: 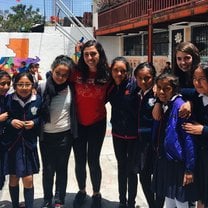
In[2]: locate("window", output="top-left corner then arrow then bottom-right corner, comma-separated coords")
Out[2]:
124,31 -> 169,56
192,25 -> 208,57
124,35 -> 143,56
152,32 -> 169,55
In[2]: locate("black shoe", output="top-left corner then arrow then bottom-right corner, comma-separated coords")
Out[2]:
19,202 -> 25,208
91,194 -> 101,208
41,200 -> 52,208
73,191 -> 86,208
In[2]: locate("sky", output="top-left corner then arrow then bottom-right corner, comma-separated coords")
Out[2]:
0,0 -> 92,19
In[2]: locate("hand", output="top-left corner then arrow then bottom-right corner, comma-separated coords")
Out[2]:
11,119 -> 25,129
182,122 -> 203,135
0,112 -> 9,122
24,121 -> 34,130
32,88 -> 37,95
152,102 -> 162,120
183,173 -> 193,186
179,101 -> 192,118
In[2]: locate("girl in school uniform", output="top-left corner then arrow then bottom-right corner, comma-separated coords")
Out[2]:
152,73 -> 195,208
2,72 -> 42,208
0,70 -> 11,190
133,62 -> 159,208
182,65 -> 208,208
108,56 -> 138,208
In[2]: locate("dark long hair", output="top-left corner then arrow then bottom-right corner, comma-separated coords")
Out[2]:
77,40 -> 110,84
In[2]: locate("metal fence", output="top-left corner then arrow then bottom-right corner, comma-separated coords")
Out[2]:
0,0 -> 92,22
98,0 -> 205,28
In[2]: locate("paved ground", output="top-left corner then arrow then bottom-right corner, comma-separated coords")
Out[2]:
0,104 -> 148,208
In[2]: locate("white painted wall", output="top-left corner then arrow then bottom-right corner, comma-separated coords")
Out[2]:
96,36 -> 121,64
0,26 -> 93,77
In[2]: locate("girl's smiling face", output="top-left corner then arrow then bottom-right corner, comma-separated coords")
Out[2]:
52,64 -> 70,85
176,51 -> 193,72
111,61 -> 127,85
83,46 -> 100,72
156,78 -> 174,104
0,75 -> 11,96
193,67 -> 208,96
15,76 -> 33,98
135,67 -> 154,92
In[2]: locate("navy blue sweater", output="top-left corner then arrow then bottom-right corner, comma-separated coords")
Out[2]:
108,79 -> 138,139
137,88 -> 156,142
192,92 -> 208,149
2,93 -> 42,149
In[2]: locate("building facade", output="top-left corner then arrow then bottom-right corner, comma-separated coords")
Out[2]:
94,0 -> 208,72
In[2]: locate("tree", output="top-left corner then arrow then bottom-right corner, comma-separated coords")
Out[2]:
94,0 -> 124,12
0,4 -> 44,32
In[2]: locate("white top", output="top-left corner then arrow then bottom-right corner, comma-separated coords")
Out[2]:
44,86 -> 71,133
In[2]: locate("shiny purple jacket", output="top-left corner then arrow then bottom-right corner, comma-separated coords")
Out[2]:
153,95 -> 195,172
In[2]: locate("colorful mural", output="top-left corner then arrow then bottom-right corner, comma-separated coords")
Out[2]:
0,38 -> 40,75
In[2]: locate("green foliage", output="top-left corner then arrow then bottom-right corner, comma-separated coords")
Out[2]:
0,4 -> 44,32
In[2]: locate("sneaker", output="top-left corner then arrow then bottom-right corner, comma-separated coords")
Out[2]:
41,200 -> 52,208
91,194 -> 101,208
54,200 -> 64,208
73,191 -> 86,208
54,203 -> 64,208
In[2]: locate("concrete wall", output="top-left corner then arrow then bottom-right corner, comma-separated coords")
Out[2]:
0,27 -> 170,75
96,36 -> 121,64
0,26 -> 93,77
125,56 -> 169,74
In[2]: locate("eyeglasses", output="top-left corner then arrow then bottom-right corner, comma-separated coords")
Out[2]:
55,71 -> 69,79
84,52 -> 98,57
112,68 -> 127,75
15,83 -> 33,88
0,81 -> 11,87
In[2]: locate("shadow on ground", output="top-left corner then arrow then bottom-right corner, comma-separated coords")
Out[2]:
0,193 -> 120,208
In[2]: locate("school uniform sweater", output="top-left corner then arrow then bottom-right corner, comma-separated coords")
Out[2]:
108,79 -> 138,139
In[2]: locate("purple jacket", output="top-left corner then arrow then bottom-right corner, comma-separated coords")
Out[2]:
153,95 -> 195,172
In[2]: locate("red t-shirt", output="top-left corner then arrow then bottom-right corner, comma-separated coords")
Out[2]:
72,71 -> 109,126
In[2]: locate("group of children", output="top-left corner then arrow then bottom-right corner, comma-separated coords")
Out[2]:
108,41 -> 208,208
0,40 -> 208,208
